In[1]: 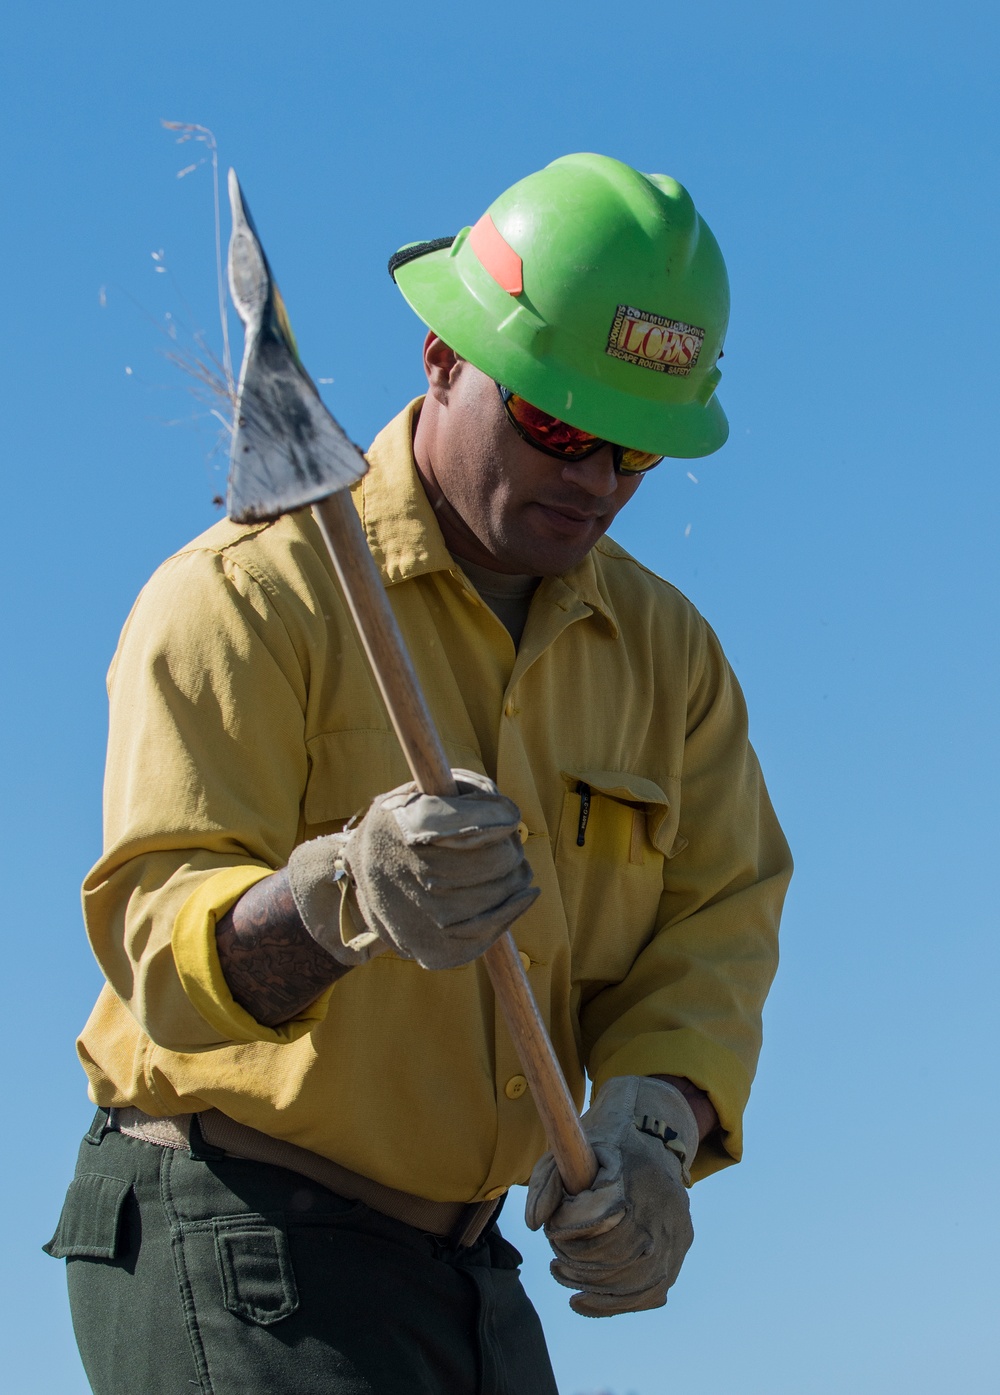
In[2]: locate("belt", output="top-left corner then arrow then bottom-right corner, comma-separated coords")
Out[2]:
109,1107 -> 501,1249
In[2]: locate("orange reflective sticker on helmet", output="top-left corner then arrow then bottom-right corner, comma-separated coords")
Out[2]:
606,304 -> 704,377
469,214 -> 524,296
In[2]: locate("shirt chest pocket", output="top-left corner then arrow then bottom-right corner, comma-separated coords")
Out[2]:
553,769 -> 686,986
303,729 -> 411,834
302,728 -> 486,834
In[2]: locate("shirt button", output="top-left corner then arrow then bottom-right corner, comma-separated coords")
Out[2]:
516,821 -> 529,843
484,1185 -> 508,1201
504,697 -> 518,717
518,951 -> 531,972
504,1075 -> 528,1100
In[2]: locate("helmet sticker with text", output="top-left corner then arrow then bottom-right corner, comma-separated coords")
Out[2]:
606,305 -> 704,376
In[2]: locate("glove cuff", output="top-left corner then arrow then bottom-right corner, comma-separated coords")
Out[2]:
590,1076 -> 699,1186
286,832 -> 386,968
631,1078 -> 699,1185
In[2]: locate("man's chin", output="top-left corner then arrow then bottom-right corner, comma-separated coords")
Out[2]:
495,535 -> 600,578
518,508 -> 605,573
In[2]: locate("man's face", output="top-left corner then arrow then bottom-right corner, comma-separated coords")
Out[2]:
413,338 -> 644,577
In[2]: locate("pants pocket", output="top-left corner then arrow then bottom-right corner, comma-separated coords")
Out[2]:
213,1213 -> 299,1325
43,1173 -> 131,1260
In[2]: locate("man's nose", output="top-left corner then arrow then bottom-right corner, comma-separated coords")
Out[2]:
559,446 -> 618,497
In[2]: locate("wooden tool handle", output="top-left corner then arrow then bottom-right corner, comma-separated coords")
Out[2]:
314,490 -> 598,1195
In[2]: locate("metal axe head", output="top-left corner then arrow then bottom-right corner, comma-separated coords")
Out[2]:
226,168 -> 368,523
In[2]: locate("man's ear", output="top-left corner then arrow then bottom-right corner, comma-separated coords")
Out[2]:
423,332 -> 463,400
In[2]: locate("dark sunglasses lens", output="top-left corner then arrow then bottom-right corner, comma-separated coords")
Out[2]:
505,392 -> 603,460
499,383 -> 662,471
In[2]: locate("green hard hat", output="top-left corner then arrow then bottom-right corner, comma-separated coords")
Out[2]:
390,153 -> 730,459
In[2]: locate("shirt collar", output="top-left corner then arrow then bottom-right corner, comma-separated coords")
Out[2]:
357,398 -> 454,585
359,398 -> 619,635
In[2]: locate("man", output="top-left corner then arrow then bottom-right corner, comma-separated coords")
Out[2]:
47,153 -> 791,1394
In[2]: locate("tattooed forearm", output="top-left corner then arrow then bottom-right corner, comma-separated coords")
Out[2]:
216,869 -> 351,1027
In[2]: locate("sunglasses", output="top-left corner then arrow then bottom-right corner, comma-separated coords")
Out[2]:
496,382 -> 663,476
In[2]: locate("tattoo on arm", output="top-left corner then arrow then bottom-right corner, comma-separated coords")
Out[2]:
216,869 -> 350,1028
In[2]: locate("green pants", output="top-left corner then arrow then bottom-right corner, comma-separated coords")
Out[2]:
45,1110 -> 558,1395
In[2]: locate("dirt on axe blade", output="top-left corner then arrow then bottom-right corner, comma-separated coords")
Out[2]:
225,169 -> 598,1196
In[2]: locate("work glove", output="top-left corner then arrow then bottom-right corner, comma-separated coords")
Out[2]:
287,769 -> 538,970
525,1076 -> 699,1317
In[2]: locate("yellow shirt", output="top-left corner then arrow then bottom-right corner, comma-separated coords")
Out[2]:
79,399 -> 791,1199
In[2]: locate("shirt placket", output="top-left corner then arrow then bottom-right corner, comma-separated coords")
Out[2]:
477,585 -> 596,1196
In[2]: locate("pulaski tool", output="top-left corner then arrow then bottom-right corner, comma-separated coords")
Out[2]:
225,169 -> 599,1195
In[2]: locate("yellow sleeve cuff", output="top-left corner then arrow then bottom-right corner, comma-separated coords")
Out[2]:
172,866 -> 336,1044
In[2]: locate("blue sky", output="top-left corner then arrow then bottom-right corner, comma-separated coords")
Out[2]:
2,3 -> 998,1391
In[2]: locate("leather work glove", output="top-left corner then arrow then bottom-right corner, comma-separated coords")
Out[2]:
287,769 -> 538,970
525,1076 -> 699,1317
